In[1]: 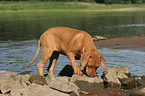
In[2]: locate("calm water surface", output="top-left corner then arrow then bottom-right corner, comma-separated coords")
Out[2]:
0,11 -> 145,76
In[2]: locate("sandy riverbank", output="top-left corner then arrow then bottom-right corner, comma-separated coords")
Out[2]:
94,36 -> 145,51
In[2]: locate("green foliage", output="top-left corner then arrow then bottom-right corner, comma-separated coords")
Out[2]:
131,0 -> 143,4
0,0 -> 95,2
95,0 -> 145,4
0,1 -> 145,12
103,0 -> 131,4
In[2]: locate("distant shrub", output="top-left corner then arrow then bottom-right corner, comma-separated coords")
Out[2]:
131,0 -> 143,4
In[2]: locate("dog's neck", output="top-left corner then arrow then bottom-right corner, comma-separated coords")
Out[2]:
84,38 -> 98,54
84,47 -> 98,55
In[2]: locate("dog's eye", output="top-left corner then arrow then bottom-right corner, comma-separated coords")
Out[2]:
89,56 -> 92,58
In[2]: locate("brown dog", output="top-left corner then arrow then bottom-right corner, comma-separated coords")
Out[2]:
28,27 -> 107,77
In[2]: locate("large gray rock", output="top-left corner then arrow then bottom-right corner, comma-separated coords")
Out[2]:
11,83 -> 70,96
56,76 -> 71,82
0,80 -> 24,94
0,71 -> 25,94
11,74 -> 31,88
0,71 -> 81,96
11,79 -> 80,96
48,79 -> 80,96
101,65 -> 131,88
0,71 -> 17,81
20,74 -> 31,87
0,71 -> 30,86
45,72 -> 56,83
70,74 -> 104,90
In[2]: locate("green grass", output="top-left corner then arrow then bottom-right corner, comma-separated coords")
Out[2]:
0,1 -> 88,11
0,1 -> 145,12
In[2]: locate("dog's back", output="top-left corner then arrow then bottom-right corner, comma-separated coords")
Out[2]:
41,27 -> 91,53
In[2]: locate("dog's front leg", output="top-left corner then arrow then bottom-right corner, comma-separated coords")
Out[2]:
67,52 -> 83,76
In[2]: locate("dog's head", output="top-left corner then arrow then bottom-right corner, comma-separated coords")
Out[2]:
81,52 -> 107,77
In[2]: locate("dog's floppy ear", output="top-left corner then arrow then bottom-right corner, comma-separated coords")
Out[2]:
81,53 -> 90,70
100,55 -> 107,69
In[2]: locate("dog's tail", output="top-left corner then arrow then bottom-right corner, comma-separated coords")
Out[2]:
27,40 -> 41,68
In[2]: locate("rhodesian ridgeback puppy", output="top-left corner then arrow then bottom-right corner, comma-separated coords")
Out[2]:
28,27 -> 107,77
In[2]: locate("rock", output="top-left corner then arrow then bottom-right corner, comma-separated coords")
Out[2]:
58,65 -> 74,77
137,76 -> 145,88
48,79 -> 80,96
101,65 -> 131,88
22,74 -> 31,83
133,75 -> 142,81
19,71 -> 31,75
19,74 -> 31,87
11,83 -> 70,96
93,36 -> 106,41
0,72 -> 24,94
0,72 -> 30,94
56,76 -> 71,82
0,80 -> 24,94
45,72 -> 56,83
29,74 -> 47,85
0,71 -> 17,81
70,74 -> 104,90
121,78 -> 136,89
0,71 -> 81,96
128,87 -> 145,96
11,74 -> 30,86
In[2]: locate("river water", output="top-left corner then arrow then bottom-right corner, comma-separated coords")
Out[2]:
0,11 -> 145,76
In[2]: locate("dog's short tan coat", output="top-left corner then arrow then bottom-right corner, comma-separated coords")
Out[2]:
28,27 -> 107,77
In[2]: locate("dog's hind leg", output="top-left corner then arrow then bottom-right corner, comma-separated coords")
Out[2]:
37,37 -> 54,77
47,51 -> 59,74
37,50 -> 52,77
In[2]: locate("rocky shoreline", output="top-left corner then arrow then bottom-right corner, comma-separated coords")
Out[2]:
94,36 -> 145,51
0,65 -> 145,96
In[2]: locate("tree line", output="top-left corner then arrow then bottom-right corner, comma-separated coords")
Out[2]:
96,0 -> 145,4
0,0 -> 95,2
0,0 -> 145,4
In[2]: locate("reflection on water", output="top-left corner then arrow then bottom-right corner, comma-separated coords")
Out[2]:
98,48 -> 145,76
0,11 -> 145,76
119,24 -> 145,27
0,11 -> 145,41
0,40 -> 145,76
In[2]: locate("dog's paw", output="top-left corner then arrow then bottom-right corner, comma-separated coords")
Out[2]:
74,69 -> 83,76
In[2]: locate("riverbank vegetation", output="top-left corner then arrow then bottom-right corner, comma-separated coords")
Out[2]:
0,1 -> 145,12
1,0 -> 145,4
96,0 -> 145,4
